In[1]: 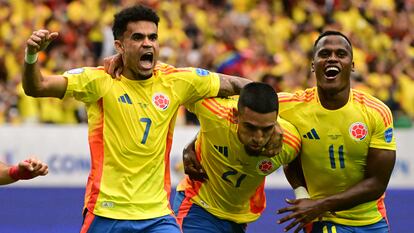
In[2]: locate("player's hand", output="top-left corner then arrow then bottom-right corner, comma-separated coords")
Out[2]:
261,123 -> 283,157
17,158 -> 49,179
183,146 -> 208,182
26,30 -> 59,54
277,198 -> 326,233
103,54 -> 123,80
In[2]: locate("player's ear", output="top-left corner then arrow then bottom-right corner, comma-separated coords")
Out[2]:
311,62 -> 315,72
114,40 -> 124,54
351,61 -> 355,72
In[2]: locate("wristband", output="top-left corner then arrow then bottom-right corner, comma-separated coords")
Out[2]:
24,49 -> 38,64
8,165 -> 34,180
294,186 -> 310,199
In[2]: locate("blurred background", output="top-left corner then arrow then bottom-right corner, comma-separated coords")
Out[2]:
0,0 -> 413,232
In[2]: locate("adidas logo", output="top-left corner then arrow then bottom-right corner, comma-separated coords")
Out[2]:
303,128 -> 320,139
118,94 -> 132,104
214,145 -> 228,157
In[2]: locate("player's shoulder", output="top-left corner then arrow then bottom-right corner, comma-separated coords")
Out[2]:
155,62 -> 213,79
278,87 -> 316,104
351,88 -> 393,125
155,62 -> 192,76
278,117 -> 293,128
278,117 -> 300,136
351,89 -> 391,113
63,66 -> 109,78
352,89 -> 389,108
200,96 -> 237,109
196,97 -> 237,122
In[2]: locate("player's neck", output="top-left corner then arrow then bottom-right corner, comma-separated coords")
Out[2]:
317,87 -> 350,110
122,70 -> 152,81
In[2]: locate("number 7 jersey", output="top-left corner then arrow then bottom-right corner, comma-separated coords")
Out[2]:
63,63 -> 220,220
278,87 -> 396,226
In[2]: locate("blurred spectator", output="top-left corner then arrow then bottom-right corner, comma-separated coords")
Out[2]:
0,0 -> 412,126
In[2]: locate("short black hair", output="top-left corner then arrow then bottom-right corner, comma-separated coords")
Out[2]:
112,5 -> 160,40
238,82 -> 278,114
313,30 -> 353,57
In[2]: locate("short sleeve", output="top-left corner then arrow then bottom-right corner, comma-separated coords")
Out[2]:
173,67 -> 220,105
273,118 -> 301,165
369,104 -> 396,151
63,67 -> 113,103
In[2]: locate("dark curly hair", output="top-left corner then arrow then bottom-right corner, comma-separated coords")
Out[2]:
112,5 -> 160,40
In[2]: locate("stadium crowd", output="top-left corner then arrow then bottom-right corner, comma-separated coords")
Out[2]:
0,0 -> 412,126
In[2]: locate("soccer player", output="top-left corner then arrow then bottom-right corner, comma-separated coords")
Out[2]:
0,158 -> 48,185
173,82 -> 301,233
277,31 -> 396,233
22,5 -> 253,233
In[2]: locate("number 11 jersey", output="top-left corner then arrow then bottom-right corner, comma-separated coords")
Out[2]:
278,87 -> 396,226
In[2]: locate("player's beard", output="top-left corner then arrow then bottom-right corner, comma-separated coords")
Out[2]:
244,145 -> 261,157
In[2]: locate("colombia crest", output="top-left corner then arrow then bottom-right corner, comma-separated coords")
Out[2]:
256,159 -> 274,175
152,93 -> 170,111
349,122 -> 368,141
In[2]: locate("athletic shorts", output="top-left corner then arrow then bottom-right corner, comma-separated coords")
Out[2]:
305,218 -> 389,233
80,210 -> 181,233
173,191 -> 247,233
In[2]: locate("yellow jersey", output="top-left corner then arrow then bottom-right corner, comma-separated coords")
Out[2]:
278,87 -> 396,226
63,63 -> 220,220
177,97 -> 301,223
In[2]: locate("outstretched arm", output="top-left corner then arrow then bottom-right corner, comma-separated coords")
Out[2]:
217,74 -> 252,97
278,148 -> 396,232
0,158 -> 49,185
22,29 -> 68,98
102,54 -> 252,95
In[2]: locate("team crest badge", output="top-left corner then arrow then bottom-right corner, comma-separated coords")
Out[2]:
349,122 -> 368,141
384,128 -> 393,143
152,93 -> 170,111
256,159 -> 274,175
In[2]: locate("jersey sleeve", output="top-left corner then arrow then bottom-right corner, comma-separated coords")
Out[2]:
273,118 -> 301,165
63,67 -> 113,103
368,103 -> 396,150
173,67 -> 220,105
186,97 -> 236,130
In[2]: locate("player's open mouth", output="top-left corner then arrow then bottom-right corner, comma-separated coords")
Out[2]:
324,66 -> 340,80
139,52 -> 154,70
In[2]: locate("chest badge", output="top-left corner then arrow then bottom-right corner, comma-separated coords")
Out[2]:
256,159 -> 274,175
152,93 -> 170,111
349,122 -> 368,141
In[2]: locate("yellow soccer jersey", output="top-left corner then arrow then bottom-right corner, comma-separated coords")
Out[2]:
63,63 -> 220,220
177,97 -> 301,223
278,87 -> 396,226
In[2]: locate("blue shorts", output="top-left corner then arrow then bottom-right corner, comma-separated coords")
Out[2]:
80,210 -> 181,233
173,191 -> 246,233
305,218 -> 389,233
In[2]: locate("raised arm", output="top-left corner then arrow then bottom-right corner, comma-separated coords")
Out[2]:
0,158 -> 49,185
278,148 -> 395,232
217,74 -> 252,97
22,29 -> 68,98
